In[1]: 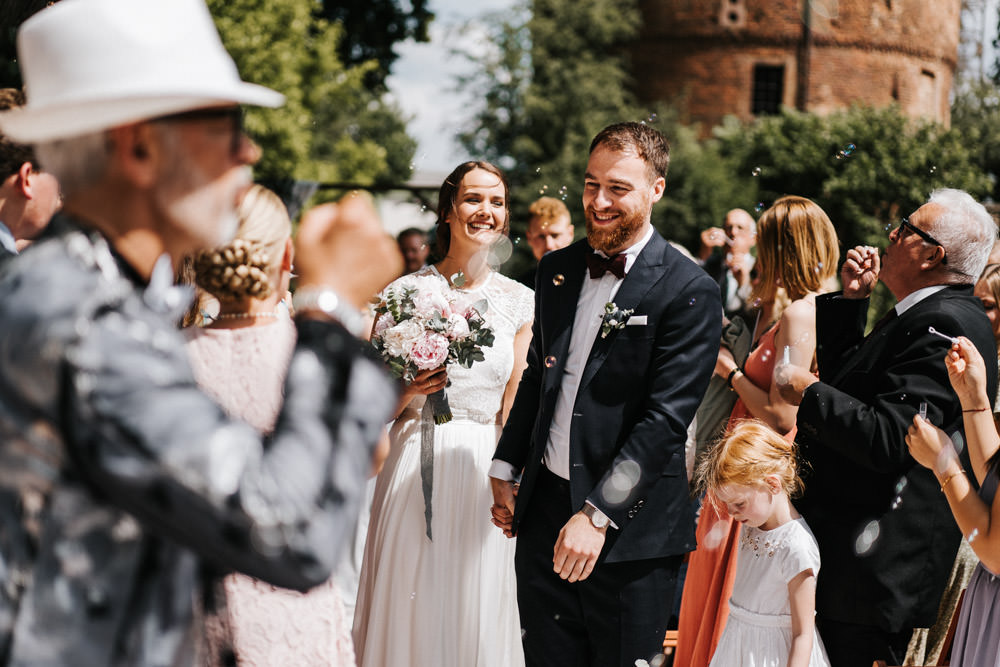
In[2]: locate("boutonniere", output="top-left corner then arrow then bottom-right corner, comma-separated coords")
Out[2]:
600,301 -> 634,338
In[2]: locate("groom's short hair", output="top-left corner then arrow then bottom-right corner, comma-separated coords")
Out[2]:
589,122 -> 670,182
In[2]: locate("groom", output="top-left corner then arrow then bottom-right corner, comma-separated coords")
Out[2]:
490,122 -> 721,666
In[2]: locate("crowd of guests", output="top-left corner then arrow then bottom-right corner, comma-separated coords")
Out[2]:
0,1 -> 998,667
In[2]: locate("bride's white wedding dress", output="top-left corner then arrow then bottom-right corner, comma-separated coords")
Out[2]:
353,266 -> 532,667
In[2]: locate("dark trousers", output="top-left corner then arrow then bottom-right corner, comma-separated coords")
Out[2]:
515,467 -> 681,667
818,616 -> 912,667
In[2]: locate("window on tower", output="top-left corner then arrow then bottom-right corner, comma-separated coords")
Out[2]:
752,64 -> 785,115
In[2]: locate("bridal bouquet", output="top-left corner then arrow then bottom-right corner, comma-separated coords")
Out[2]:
371,273 -> 495,424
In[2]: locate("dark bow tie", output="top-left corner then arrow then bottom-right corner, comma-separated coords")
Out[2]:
585,252 -> 627,279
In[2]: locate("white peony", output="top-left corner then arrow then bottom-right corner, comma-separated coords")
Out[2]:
444,313 -> 471,340
381,319 -> 424,359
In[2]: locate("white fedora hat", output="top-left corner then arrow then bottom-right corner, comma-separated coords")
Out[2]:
0,0 -> 285,144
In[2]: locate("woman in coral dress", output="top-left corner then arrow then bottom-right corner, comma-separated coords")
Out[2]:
675,196 -> 840,667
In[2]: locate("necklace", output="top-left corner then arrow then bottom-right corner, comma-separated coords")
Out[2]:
214,311 -> 279,320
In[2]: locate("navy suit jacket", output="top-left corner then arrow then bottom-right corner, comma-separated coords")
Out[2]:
796,286 -> 998,632
495,231 -> 722,563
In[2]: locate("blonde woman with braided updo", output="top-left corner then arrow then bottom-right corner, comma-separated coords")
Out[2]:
185,184 -> 357,666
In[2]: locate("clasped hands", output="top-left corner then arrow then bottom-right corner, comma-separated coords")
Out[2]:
489,477 -> 606,583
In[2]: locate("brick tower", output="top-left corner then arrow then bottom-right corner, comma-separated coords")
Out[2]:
632,0 -> 962,130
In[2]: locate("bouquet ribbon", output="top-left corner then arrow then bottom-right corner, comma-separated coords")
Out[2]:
419,388 -> 452,540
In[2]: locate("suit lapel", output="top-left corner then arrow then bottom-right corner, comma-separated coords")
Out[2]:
542,243 -> 588,394
578,233 -> 667,392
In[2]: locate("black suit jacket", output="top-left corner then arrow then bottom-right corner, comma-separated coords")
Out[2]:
796,286 -> 998,633
495,232 -> 722,563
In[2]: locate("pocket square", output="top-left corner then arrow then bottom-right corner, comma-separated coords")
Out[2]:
626,315 -> 647,326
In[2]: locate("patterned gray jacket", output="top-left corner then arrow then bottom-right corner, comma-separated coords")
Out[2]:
0,215 -> 397,666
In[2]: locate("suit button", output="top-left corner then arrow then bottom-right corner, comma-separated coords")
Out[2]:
637,500 -> 644,507
627,510 -> 636,519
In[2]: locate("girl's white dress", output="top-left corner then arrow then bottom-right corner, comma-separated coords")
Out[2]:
353,266 -> 533,667
709,517 -> 832,667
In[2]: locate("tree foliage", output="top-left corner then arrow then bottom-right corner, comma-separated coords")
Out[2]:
716,104 -> 990,254
208,0 -> 416,188
456,0 -> 647,276
318,0 -> 434,91
951,80 -> 1000,202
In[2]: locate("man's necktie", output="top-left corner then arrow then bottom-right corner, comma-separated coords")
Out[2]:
585,252 -> 627,279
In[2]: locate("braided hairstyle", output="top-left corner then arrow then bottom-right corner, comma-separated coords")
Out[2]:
193,185 -> 291,302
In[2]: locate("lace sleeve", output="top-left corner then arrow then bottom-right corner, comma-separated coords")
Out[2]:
490,274 -> 534,331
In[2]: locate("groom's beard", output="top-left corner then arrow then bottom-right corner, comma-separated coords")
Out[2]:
585,205 -> 646,255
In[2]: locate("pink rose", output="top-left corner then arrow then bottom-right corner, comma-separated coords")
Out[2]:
409,331 -> 450,370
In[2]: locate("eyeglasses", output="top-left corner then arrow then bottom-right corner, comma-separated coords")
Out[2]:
894,217 -> 948,264
152,106 -> 245,156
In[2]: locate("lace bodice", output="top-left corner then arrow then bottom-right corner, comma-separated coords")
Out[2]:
388,266 -> 533,421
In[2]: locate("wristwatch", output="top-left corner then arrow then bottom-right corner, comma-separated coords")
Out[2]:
581,502 -> 610,529
292,287 -> 367,338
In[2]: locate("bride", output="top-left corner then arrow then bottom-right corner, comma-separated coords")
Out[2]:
353,161 -> 533,667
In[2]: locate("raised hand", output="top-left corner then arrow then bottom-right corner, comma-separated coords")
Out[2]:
698,226 -> 727,260
945,337 -> 991,409
840,245 -> 880,299
906,414 -> 958,473
295,192 -> 402,310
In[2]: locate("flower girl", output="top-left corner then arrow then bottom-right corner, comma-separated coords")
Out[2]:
699,420 -> 831,667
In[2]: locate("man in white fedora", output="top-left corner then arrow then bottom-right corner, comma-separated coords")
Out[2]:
0,0 -> 402,664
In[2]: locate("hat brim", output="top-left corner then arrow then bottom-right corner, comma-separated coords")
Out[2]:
0,81 -> 284,143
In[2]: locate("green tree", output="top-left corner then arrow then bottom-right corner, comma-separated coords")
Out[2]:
0,0 -> 51,88
716,104 -> 990,253
318,0 -> 434,91
715,103 -> 990,320
951,80 -> 1000,202
457,0 -> 754,275
208,0 -> 416,188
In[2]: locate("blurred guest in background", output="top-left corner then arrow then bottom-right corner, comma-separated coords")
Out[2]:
398,226 -> 430,275
0,88 -> 60,256
698,208 -> 758,323
516,195 -> 574,287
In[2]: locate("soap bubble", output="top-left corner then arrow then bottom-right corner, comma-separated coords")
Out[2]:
544,356 -> 557,368
854,520 -> 880,556
552,274 -> 565,286
600,459 -> 642,505
688,298 -> 697,306
754,202 -> 765,213
929,166 -> 937,174
751,167 -> 762,177
487,236 -> 514,268
968,528 -> 979,543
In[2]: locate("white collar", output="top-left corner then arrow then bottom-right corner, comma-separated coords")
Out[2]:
894,284 -> 948,315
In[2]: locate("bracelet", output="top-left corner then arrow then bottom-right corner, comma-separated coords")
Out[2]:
726,367 -> 742,391
962,407 -> 990,413
940,469 -> 966,493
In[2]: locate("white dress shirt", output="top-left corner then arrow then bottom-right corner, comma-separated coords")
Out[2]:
490,225 -> 654,487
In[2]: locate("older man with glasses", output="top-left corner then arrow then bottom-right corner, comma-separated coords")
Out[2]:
0,0 -> 402,664
777,189 -> 999,667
